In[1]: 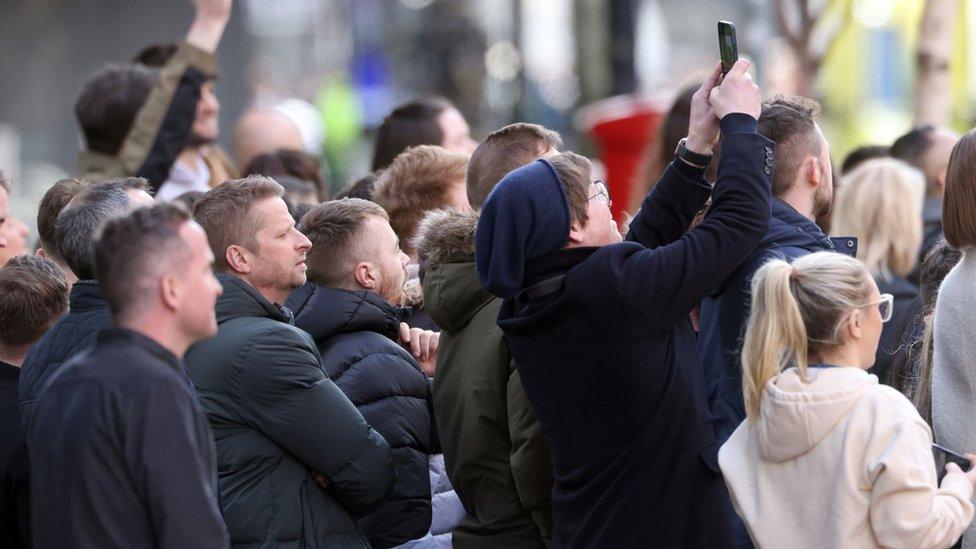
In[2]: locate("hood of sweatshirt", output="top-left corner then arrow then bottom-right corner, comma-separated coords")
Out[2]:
756,366 -> 877,462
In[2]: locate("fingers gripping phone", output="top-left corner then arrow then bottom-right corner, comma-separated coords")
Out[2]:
718,21 -> 738,75
933,443 -> 973,481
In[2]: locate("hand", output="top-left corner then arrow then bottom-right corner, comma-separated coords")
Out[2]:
186,0 -> 233,53
708,59 -> 761,121
685,62 -> 724,155
312,471 -> 330,490
399,322 -> 439,376
945,454 -> 976,489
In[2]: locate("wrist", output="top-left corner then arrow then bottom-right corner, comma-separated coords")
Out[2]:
684,134 -> 714,156
186,18 -> 228,53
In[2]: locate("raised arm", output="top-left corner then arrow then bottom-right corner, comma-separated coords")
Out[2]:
121,0 -> 231,190
617,60 -> 772,330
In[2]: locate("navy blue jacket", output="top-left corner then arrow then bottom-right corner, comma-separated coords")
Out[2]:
18,281 -> 111,430
289,284 -> 438,548
698,200 -> 857,444
497,115 -> 772,548
873,274 -> 919,383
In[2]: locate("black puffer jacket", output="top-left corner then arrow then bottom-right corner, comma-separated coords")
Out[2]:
289,283 -> 438,548
186,275 -> 394,548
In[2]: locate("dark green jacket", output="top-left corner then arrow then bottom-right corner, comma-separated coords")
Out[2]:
185,274 -> 394,548
417,210 -> 552,549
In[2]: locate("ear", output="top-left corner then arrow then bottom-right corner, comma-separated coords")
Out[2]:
936,169 -> 948,192
567,219 -> 585,245
225,245 -> 251,274
353,261 -> 378,290
36,248 -> 47,258
847,309 -> 864,340
160,272 -> 180,311
805,156 -> 822,189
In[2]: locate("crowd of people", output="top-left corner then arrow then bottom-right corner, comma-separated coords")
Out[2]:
4,0 -> 976,548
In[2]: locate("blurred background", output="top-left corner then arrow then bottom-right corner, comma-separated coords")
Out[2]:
1,0 -> 974,232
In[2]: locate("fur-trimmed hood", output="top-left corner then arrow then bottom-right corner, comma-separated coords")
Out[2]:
415,209 -> 492,332
414,209 -> 479,272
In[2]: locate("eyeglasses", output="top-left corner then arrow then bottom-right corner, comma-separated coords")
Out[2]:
860,293 -> 894,323
589,180 -> 612,207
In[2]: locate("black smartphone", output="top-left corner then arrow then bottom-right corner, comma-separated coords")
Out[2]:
933,443 -> 973,480
718,21 -> 738,75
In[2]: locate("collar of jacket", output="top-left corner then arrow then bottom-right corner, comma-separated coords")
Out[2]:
69,280 -> 109,313
96,327 -> 182,373
767,199 -> 857,257
76,150 -> 125,180
215,273 -> 294,325
523,246 -> 599,289
288,283 -> 404,343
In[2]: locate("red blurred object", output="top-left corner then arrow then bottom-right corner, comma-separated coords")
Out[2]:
578,95 -> 668,222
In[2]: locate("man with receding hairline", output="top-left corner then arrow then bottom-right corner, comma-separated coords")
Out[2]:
28,203 -> 229,548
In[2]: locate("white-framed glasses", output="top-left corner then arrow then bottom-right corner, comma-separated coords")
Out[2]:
860,293 -> 894,323
589,180 -> 612,207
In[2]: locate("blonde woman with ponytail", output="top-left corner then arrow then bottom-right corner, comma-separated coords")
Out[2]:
719,252 -> 976,548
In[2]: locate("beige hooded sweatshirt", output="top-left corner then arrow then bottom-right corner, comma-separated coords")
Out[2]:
720,366 -> 973,548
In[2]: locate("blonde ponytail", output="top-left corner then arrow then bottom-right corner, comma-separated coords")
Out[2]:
742,252 -> 875,421
742,260 -> 808,420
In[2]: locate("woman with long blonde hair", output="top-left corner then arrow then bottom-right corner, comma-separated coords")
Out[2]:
830,157 -> 926,381
720,252 -> 976,548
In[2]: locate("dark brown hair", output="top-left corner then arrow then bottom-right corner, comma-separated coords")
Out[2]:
95,203 -> 192,319
758,96 -> 823,198
841,144 -> 889,175
467,123 -> 562,208
75,64 -> 159,156
243,149 -> 327,201
335,171 -> 381,201
372,98 -> 452,171
37,178 -> 86,259
0,255 -> 69,347
372,145 -> 468,255
547,152 -> 591,228
193,176 -> 285,272
941,129 -> 976,248
132,42 -> 179,67
298,199 -> 389,288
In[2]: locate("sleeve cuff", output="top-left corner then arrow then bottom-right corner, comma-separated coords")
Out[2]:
176,42 -> 218,78
720,113 -> 759,135
670,158 -> 707,182
940,470 -> 975,501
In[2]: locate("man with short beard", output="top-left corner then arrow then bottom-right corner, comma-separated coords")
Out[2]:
286,198 -> 443,547
696,95 -> 858,546
186,177 -> 394,548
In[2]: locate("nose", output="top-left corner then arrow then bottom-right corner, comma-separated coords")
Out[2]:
296,230 -> 312,251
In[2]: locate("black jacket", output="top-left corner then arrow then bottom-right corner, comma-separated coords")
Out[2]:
0,363 -> 28,549
19,280 -> 111,430
697,199 -> 858,444
288,284 -> 437,548
497,116 -> 772,548
185,275 -> 394,548
28,328 -> 228,548
872,274 -> 920,383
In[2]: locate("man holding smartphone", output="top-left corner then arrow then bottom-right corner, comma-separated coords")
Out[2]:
475,59 -> 771,548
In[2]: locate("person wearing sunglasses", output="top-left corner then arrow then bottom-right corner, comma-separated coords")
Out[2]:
719,251 -> 976,548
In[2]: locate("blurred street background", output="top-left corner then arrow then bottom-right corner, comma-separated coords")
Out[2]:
1,0 -> 975,232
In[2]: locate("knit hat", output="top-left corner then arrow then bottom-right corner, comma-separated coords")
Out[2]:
475,159 -> 571,298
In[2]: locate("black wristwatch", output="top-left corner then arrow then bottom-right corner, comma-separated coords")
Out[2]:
675,138 -> 713,168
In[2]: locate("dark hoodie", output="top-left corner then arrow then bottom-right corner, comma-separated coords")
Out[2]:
418,209 -> 553,549
697,198 -> 857,445
288,284 -> 437,548
185,274 -> 394,548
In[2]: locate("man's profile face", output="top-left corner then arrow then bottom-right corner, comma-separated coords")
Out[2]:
176,221 -> 222,341
361,215 -> 410,305
576,182 -> 622,248
249,197 -> 312,297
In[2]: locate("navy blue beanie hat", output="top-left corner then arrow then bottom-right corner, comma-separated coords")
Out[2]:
475,158 -> 571,298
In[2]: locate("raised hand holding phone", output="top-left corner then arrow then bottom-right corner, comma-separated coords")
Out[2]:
708,59 -> 761,120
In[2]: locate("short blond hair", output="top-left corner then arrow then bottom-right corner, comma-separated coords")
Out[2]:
830,158 -> 925,280
373,145 -> 468,255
